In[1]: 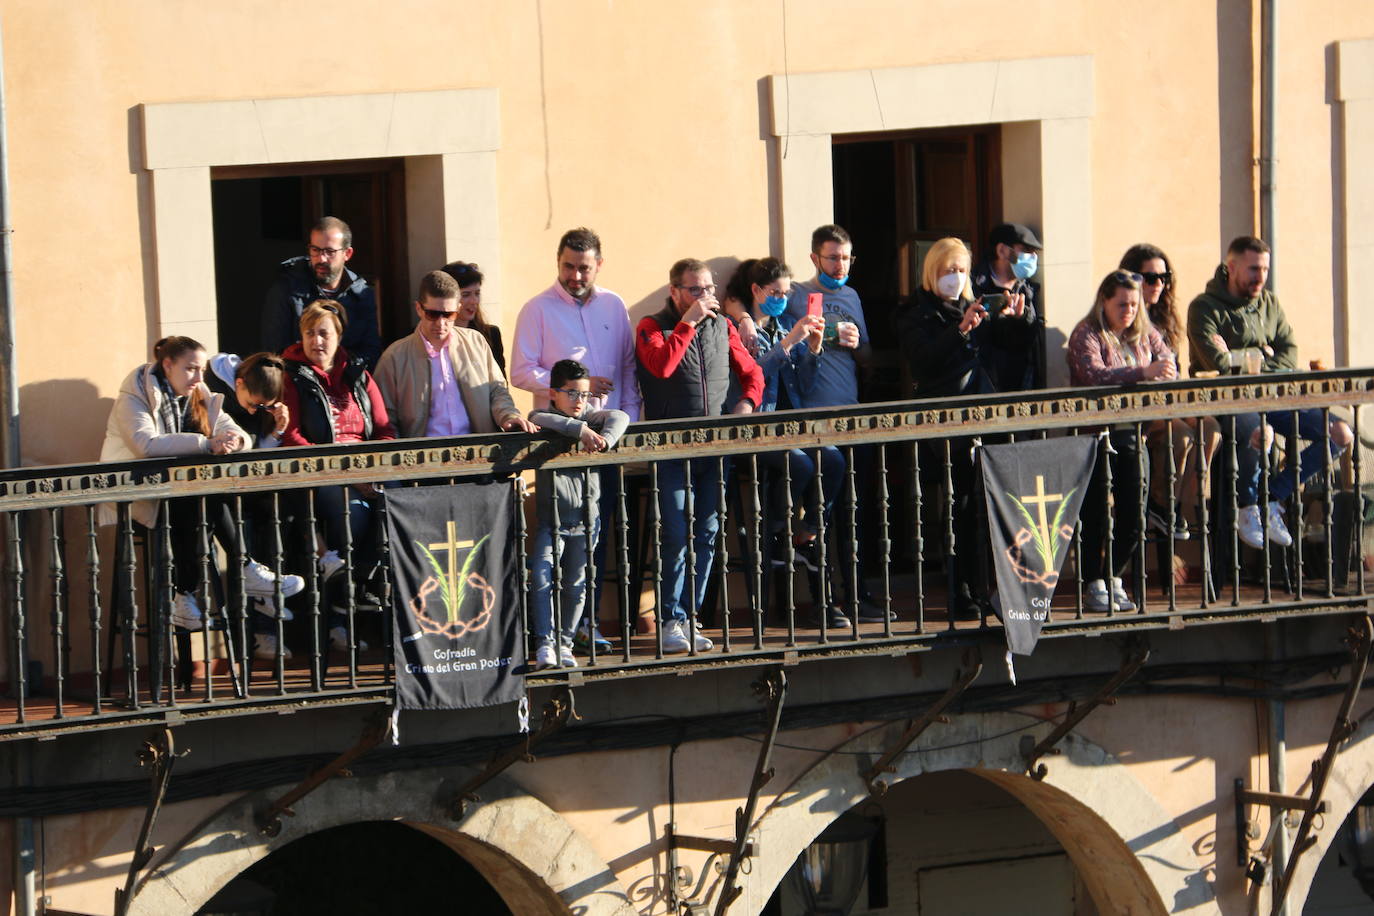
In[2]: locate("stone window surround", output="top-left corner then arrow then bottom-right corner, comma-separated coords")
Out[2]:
768,55 -> 1093,385
1337,39 -> 1374,367
140,88 -> 501,352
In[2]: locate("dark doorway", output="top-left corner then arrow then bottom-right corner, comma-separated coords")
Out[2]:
832,127 -> 1001,403
211,159 -> 410,358
195,820 -> 511,915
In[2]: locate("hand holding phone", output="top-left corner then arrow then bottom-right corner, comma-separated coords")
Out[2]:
806,292 -> 824,318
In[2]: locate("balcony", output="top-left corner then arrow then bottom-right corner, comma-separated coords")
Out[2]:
0,370 -> 1369,742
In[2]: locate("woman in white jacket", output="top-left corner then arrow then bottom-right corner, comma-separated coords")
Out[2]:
100,337 -> 301,631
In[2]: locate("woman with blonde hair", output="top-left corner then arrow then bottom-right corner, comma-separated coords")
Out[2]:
1066,270 -> 1176,612
280,301 -> 396,651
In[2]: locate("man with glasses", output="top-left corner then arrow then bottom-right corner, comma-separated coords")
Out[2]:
636,258 -> 763,652
511,227 -> 642,653
261,216 -> 384,368
783,225 -> 893,624
1186,235 -> 1351,549
970,222 -> 1042,391
373,271 -> 535,439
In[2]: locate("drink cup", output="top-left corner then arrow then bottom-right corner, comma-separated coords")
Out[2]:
1242,348 -> 1263,374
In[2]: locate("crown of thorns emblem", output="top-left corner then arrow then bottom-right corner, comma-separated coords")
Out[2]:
413,525 -> 495,639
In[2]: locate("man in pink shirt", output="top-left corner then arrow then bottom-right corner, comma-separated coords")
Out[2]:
511,228 -> 641,651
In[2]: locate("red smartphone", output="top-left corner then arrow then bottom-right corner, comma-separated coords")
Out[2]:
806,292 -> 824,318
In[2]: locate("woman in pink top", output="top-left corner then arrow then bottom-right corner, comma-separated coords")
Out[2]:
1066,271 -> 1176,613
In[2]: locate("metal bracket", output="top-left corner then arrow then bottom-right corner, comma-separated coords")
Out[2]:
448,686 -> 577,820
113,727 -> 185,916
1021,638 -> 1150,780
257,710 -> 388,836
712,668 -> 787,916
864,647 -> 982,796
1265,615 -> 1373,914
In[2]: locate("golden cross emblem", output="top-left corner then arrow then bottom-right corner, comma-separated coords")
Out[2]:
1020,475 -> 1064,561
428,520 -> 475,623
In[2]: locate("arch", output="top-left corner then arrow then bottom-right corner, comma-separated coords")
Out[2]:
729,711 -> 1216,915
1277,715 -> 1374,909
125,768 -> 635,916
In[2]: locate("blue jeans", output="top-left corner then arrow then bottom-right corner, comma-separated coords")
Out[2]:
1233,409 -> 1341,506
529,521 -> 597,645
757,446 -> 846,532
656,458 -> 724,623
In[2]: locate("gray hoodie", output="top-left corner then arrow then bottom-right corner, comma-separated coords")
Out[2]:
528,406 -> 630,534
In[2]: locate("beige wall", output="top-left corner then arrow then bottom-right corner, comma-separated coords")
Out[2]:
2,0 -> 1373,464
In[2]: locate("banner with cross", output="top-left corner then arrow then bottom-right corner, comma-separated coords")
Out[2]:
384,481 -> 521,710
980,436 -> 1098,656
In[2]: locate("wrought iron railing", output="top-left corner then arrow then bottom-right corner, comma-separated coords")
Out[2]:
0,370 -> 1371,739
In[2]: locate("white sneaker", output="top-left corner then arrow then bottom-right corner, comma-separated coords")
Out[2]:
662,619 -> 713,653
329,626 -> 369,652
1108,577 -> 1137,611
253,633 -> 292,661
1084,579 -> 1111,612
558,643 -> 578,668
318,550 -> 345,582
251,595 -> 294,622
1265,501 -> 1294,547
534,642 -> 558,670
171,591 -> 204,630
242,560 -> 304,598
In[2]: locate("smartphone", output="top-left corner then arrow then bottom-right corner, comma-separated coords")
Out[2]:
981,293 -> 1006,311
806,292 -> 824,318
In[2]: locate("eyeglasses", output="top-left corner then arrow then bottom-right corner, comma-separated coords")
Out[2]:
674,284 -> 717,298
553,388 -> 593,402
1112,270 -> 1144,285
308,245 -> 345,259
1139,271 -> 1172,286
819,254 -> 857,265
423,309 -> 460,322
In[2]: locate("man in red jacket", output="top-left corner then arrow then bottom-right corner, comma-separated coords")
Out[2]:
635,258 -> 762,652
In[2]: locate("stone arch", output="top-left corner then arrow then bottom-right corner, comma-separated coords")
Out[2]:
1277,715 -> 1374,910
729,711 -> 1215,915
125,767 -> 635,916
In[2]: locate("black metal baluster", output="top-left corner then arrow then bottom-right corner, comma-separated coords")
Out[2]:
748,454 -> 765,650
48,508 -> 66,718
616,467 -> 633,663
1259,418 -> 1273,604
1165,420 -> 1178,613
158,504 -> 176,708
375,492 -> 393,686
1227,415 -> 1241,605
514,478 -> 530,669
1289,409 -> 1303,601
8,512 -> 25,723
583,466 -> 598,666
196,497 -> 216,702
1197,418 -> 1214,608
1072,429 -> 1085,619
340,488 -> 357,687
120,503 -> 140,705
84,506 -> 103,715
912,442 -> 925,633
269,493 -> 287,695
1103,434 -> 1116,616
684,460 -> 699,656
782,451 -> 797,646
1322,407 -> 1335,598
715,456 -> 731,654
843,445 -> 859,637
876,444 -> 893,637
231,496 -> 251,697
942,439 -> 956,630
1356,406 -> 1365,596
1134,422 -> 1147,614
305,489 -> 322,691
550,467 -> 563,664
650,462 -> 665,660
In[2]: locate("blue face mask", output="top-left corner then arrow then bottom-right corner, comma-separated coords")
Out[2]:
1012,252 -> 1038,281
818,271 -> 848,291
760,295 -> 787,317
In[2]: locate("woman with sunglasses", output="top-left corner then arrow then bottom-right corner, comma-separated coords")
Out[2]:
441,261 -> 506,375
1119,243 -> 1220,541
1067,270 -> 1176,611
281,300 -> 397,652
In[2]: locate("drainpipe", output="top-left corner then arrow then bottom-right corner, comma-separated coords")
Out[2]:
1267,626 -> 1289,916
1259,0 -> 1278,288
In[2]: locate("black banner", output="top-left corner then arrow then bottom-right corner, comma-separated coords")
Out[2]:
385,482 -> 520,710
981,436 -> 1098,656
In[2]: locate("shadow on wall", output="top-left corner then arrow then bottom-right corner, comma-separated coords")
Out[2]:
20,379 -> 110,467
626,256 -> 744,326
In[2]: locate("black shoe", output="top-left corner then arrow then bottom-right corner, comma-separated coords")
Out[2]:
856,599 -> 896,623
804,604 -> 850,629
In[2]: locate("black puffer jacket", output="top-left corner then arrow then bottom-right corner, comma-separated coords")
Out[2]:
896,287 -> 1034,398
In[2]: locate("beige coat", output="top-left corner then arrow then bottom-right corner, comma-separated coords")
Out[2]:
98,364 -> 248,527
372,327 -> 520,439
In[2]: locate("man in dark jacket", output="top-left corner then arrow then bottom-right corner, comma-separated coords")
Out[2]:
970,222 -> 1043,391
636,258 -> 762,652
260,216 -> 383,368
1186,235 -> 1351,549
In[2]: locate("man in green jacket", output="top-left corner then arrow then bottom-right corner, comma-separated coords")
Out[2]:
1186,236 -> 1351,549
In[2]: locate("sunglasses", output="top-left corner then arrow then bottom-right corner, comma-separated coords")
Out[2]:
1112,270 -> 1144,285
247,400 -> 279,413
423,308 -> 460,322
1139,271 -> 1172,285
553,388 -> 593,402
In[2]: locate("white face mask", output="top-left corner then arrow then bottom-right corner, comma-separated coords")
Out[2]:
936,271 -> 967,300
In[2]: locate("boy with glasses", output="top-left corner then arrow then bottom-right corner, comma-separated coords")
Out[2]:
527,359 -> 630,668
